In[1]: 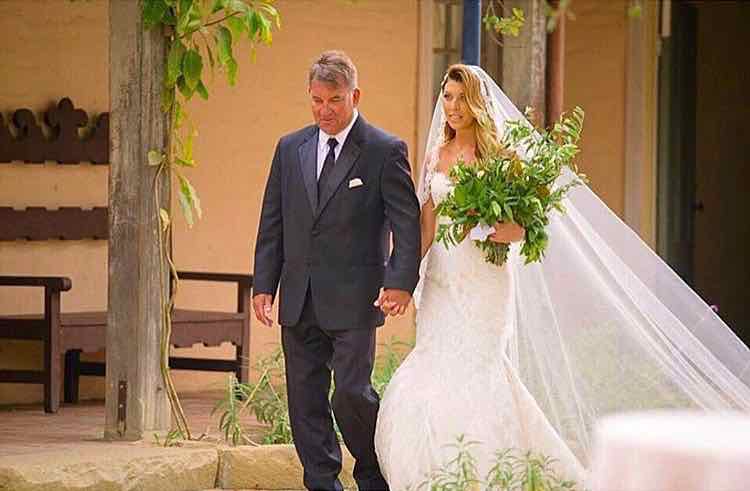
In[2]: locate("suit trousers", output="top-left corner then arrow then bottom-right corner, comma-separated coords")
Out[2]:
281,288 -> 389,491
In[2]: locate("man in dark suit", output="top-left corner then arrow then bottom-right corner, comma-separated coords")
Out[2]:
252,51 -> 421,491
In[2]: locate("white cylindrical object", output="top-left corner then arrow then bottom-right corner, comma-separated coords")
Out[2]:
590,411 -> 750,491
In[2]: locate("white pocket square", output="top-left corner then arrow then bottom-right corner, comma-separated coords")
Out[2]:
348,178 -> 364,188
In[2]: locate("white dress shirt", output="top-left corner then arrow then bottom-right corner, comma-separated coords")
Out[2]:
316,109 -> 359,179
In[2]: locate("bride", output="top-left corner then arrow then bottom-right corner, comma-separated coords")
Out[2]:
373,64 -> 750,490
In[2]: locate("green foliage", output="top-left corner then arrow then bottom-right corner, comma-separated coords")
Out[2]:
412,436 -> 583,491
212,373 -> 256,445
244,348 -> 293,445
435,107 -> 587,266
484,5 -> 525,38
372,337 -> 414,397
141,0 -> 280,227
211,348 -> 291,446
153,427 -> 187,447
414,435 -> 482,491
485,0 -> 640,40
214,338 -> 412,445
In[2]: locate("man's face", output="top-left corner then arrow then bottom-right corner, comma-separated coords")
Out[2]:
309,79 -> 360,135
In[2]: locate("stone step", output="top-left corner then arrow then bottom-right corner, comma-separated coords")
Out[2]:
0,442 -> 356,491
0,444 -> 217,491
217,444 -> 355,490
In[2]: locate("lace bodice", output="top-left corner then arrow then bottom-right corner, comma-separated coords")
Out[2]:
429,171 -> 453,207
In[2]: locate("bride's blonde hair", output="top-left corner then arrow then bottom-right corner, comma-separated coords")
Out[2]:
441,64 -> 504,160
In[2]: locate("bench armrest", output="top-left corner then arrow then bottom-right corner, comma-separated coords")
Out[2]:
0,276 -> 72,292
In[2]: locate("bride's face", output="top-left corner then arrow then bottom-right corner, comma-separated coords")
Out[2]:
442,80 -> 475,132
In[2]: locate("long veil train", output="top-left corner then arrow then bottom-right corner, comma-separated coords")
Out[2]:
414,66 -> 750,465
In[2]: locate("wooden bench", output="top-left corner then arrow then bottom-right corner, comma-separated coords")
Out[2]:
0,209 -> 253,414
0,99 -> 253,413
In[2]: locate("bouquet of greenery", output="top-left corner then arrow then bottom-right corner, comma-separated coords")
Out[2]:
435,107 -> 588,266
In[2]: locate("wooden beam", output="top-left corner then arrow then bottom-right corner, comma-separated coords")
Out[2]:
501,0 -> 547,126
624,0 -> 660,246
107,0 -> 170,440
415,0 -> 434,178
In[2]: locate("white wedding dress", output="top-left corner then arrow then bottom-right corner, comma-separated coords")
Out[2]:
374,65 -> 750,491
374,171 -> 587,490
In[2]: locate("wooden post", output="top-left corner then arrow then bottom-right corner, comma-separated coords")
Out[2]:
624,0 -> 659,244
502,0 -> 547,126
546,0 -> 566,125
106,0 -> 170,440
43,287 -> 61,413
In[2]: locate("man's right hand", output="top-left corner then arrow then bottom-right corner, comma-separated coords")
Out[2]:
252,293 -> 274,327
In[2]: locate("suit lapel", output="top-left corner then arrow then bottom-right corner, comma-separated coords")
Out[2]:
316,116 -> 364,217
297,130 -> 318,213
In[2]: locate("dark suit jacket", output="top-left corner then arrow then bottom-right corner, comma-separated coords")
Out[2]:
253,115 -> 421,330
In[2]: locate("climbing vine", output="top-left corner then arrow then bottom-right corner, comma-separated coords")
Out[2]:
141,0 -> 281,440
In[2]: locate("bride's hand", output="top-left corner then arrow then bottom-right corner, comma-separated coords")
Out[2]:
489,221 -> 525,244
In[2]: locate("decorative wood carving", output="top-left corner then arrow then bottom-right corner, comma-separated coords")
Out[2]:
0,206 -> 108,241
0,98 -> 109,164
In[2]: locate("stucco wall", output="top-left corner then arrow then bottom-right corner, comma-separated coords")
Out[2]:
0,0 -> 419,404
563,0 -> 628,217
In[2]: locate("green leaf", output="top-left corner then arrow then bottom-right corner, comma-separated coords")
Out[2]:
177,0 -> 194,32
248,11 -> 262,36
143,0 -> 169,30
227,15 -> 246,39
182,49 -> 203,90
177,76 -> 194,99
491,201 -> 502,219
166,41 -> 186,88
159,208 -> 171,232
147,150 -> 163,166
204,40 -> 216,71
258,14 -> 273,43
260,3 -> 281,27
178,186 -> 194,227
179,0 -> 193,17
196,79 -> 209,100
216,26 -> 233,65
503,203 -> 514,222
226,57 -> 238,85
175,157 -> 196,167
229,0 -> 250,14
174,101 -> 185,127
183,128 -> 196,162
186,17 -> 202,31
178,174 -> 202,226
210,0 -> 227,14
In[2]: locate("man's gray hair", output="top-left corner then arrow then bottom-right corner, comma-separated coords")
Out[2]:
308,50 -> 358,90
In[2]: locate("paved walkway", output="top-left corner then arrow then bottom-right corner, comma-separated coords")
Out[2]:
0,391 -> 265,456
